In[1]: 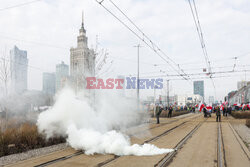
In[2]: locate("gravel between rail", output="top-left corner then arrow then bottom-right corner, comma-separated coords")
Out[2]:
0,143 -> 68,166
0,113 -> 194,166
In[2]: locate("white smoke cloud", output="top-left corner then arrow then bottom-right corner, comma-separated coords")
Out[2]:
37,88 -> 174,156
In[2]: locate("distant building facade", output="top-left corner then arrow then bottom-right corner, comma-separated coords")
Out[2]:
10,46 -> 28,94
43,72 -> 56,95
193,81 -> 204,101
237,81 -> 248,90
56,61 -> 69,92
175,95 -> 186,106
145,95 -> 175,106
70,13 -> 95,99
228,91 -> 237,100
145,94 -> 202,106
228,82 -> 250,105
208,96 -> 214,104
176,94 -> 203,106
185,94 -> 203,105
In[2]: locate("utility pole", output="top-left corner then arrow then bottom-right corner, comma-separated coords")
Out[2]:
153,85 -> 158,117
167,80 -> 170,107
134,44 -> 142,111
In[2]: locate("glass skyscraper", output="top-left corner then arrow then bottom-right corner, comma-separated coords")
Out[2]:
193,81 -> 204,101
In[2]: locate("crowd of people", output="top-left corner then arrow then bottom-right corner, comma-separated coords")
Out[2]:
202,105 -> 232,122
156,105 -> 173,124
154,102 -> 249,124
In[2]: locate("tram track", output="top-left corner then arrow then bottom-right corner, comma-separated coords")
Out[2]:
156,117 -> 250,167
94,115 -> 202,167
154,118 -> 207,167
127,114 -> 200,138
217,120 -> 250,167
95,121 -> 192,167
33,151 -> 83,167
217,122 -> 227,167
33,114 -> 201,167
228,122 -> 250,161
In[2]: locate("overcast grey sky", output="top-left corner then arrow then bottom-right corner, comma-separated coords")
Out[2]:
0,0 -> 250,102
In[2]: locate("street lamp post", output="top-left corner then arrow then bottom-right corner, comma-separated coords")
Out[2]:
153,85 -> 158,117
134,44 -> 141,111
167,80 -> 170,108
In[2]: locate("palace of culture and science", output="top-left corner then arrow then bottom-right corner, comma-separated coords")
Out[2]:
70,13 -> 95,99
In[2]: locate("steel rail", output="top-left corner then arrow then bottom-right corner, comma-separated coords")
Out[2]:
154,119 -> 206,167
34,151 -> 83,167
228,122 -> 250,161
95,117 -> 200,167
35,114 -> 201,167
217,122 -> 223,167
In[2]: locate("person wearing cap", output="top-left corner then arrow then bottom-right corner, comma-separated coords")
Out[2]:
156,105 -> 164,124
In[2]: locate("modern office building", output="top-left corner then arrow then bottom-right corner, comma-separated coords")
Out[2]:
43,72 -> 56,95
56,61 -> 69,92
193,80 -> 204,101
10,46 -> 28,94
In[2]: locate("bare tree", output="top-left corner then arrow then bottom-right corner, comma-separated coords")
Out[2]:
94,36 -> 113,77
0,48 -> 11,96
0,48 -> 12,129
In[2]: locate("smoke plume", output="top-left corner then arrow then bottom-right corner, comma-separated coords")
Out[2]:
37,88 -> 174,156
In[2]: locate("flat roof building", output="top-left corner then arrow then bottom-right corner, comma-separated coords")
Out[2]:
193,80 -> 204,101
43,72 -> 56,95
56,61 -> 69,92
10,46 -> 28,94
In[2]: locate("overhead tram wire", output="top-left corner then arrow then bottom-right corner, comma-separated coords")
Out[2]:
0,33 -> 185,70
189,0 -> 213,75
188,0 -> 209,72
127,64 -> 250,76
175,51 -> 250,67
0,0 -> 42,12
108,0 -> 186,71
188,0 -> 211,72
188,0 -> 216,98
127,69 -> 250,78
133,71 -> 250,82
187,0 -> 206,66
127,72 -> 250,81
108,0 -> 191,80
95,0 -> 191,81
192,0 -> 217,97
156,74 -> 250,81
95,0 -> 188,80
5,31 -> 247,74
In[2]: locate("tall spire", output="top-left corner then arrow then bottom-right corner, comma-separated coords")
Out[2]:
79,10 -> 86,35
81,10 -> 84,28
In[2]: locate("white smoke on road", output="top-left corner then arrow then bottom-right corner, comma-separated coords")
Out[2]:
37,88 -> 174,156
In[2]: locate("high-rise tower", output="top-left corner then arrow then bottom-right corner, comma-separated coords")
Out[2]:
70,12 -> 95,95
193,80 -> 204,101
10,46 -> 28,94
